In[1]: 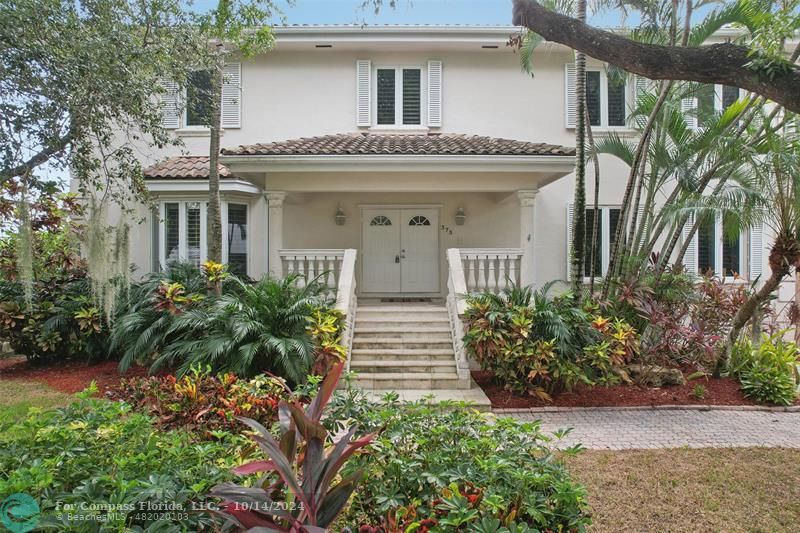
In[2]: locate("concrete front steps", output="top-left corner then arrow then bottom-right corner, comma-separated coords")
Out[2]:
350,303 -> 469,391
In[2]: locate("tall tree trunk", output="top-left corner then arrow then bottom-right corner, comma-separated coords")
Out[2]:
570,0 -> 587,294
207,49 -> 224,264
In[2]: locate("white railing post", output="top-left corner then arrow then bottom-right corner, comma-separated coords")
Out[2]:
335,249 -> 358,372
446,249 -> 471,385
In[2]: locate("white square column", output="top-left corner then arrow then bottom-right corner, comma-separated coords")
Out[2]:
265,191 -> 286,277
518,189 -> 538,287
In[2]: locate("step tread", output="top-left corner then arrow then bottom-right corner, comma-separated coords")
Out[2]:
355,372 -> 461,380
350,359 -> 456,367
356,316 -> 450,323
352,339 -> 452,345
354,326 -> 451,333
352,348 -> 453,354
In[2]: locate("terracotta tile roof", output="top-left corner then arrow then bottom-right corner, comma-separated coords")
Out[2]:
221,133 -> 576,157
143,156 -> 234,179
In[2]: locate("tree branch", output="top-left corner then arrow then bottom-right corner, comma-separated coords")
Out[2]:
0,133 -> 72,184
511,0 -> 800,113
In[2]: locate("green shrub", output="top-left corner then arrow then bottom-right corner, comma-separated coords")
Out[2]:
210,362 -> 372,530
0,397 -> 239,530
111,365 -> 291,436
154,274 -> 331,382
110,261 -> 207,372
463,282 -> 637,397
731,332 -> 800,405
338,399 -> 589,531
0,274 -> 114,363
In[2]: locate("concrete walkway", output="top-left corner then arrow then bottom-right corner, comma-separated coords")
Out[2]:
504,408 -> 800,449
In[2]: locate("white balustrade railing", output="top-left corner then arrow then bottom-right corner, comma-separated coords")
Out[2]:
446,248 -> 525,383
281,248 -> 358,370
280,249 -> 344,290
335,249 -> 358,371
459,248 -> 524,294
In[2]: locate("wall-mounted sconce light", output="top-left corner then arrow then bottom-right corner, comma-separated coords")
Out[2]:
335,206 -> 346,226
455,207 -> 466,226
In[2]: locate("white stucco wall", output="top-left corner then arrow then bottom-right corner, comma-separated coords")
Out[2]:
96,31 -> 750,295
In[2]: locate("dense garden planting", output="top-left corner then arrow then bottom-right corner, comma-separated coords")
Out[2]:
464,272 -> 800,407
0,369 -> 590,531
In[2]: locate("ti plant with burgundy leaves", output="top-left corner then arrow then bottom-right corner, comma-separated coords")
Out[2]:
211,362 -> 375,532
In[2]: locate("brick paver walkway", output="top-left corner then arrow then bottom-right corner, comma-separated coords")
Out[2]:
504,408 -> 800,449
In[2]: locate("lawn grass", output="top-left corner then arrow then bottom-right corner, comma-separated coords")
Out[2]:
0,378 -> 73,425
567,447 -> 800,532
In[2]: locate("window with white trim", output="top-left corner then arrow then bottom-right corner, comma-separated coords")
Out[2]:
226,203 -> 248,277
375,66 -> 423,126
696,215 -> 745,279
160,201 -> 207,267
185,70 -> 213,127
566,65 -> 629,129
586,69 -> 627,127
157,200 -> 248,275
686,84 -> 741,129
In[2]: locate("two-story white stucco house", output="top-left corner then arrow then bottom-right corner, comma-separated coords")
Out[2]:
95,24 -> 781,395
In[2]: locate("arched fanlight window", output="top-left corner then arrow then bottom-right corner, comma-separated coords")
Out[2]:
408,215 -> 431,226
370,215 -> 392,226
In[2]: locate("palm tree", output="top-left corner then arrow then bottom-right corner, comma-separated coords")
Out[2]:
726,119 -> 800,346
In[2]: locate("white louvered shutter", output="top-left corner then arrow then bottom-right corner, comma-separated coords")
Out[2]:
427,60 -> 443,127
160,79 -> 181,129
682,97 -> 698,129
356,60 -> 371,127
682,215 -> 698,274
636,204 -> 648,249
566,204 -> 574,280
221,62 -> 241,129
635,76 -> 648,101
749,222 -> 764,281
564,63 -> 577,129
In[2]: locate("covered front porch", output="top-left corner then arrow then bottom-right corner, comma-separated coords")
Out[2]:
222,133 -> 575,298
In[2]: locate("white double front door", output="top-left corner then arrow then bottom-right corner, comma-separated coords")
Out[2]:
361,207 -> 440,293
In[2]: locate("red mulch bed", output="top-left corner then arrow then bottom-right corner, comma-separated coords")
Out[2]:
472,370 -> 769,409
0,356 -> 154,394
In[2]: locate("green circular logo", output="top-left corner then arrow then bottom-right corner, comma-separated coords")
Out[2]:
0,493 -> 40,533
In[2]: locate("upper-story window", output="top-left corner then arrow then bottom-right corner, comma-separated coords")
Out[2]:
565,64 -> 629,129
186,70 -> 213,127
376,67 -> 422,126
586,69 -> 626,127
356,60 -> 442,128
685,84 -> 741,129
160,62 -> 241,130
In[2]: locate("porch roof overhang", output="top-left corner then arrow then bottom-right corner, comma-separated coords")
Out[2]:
220,153 -> 575,174
220,133 -> 576,188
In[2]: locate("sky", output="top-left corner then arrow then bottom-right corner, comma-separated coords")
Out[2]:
190,0 -> 519,26
186,0 -> 632,29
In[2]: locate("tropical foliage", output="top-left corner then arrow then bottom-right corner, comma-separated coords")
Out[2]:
153,273 -> 332,382
0,254 -> 117,364
728,332 -> 800,405
339,397 -> 589,531
111,366 -> 292,436
463,283 -> 638,398
210,362 -> 375,531
0,395 -> 238,531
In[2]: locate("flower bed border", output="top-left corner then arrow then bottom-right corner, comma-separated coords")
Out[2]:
494,404 -> 800,414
